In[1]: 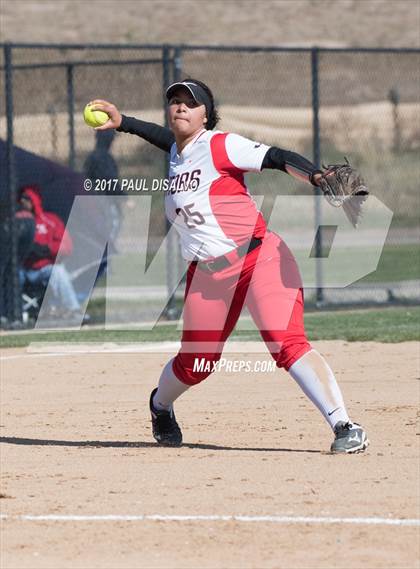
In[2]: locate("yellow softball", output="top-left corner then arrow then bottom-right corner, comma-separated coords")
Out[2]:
83,104 -> 109,128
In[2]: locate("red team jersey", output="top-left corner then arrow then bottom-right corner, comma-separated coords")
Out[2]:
165,129 -> 270,261
163,129 -> 310,383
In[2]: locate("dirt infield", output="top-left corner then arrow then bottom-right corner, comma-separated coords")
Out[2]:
1,340 -> 419,569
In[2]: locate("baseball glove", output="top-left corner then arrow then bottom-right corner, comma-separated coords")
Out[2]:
317,157 -> 369,227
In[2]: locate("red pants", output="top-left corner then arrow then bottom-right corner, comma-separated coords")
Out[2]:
173,231 -> 311,385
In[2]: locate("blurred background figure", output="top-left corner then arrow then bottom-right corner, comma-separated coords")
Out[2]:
84,129 -> 123,244
19,185 -> 82,318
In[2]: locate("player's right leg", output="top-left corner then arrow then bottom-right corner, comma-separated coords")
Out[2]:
149,358 -> 187,446
149,261 -> 247,446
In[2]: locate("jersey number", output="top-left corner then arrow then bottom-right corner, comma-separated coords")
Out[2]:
175,203 -> 205,228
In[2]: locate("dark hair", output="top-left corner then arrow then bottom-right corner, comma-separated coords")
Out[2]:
182,77 -> 220,130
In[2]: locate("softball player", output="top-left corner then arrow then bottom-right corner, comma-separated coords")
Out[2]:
91,78 -> 369,453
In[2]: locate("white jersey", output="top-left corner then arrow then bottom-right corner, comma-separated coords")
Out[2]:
165,129 -> 270,261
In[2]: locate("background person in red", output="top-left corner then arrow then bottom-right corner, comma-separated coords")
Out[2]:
19,185 -> 81,315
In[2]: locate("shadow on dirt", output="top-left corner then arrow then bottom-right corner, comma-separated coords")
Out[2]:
0,436 -> 322,453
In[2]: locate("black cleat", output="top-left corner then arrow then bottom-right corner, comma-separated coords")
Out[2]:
149,388 -> 183,447
330,421 -> 369,454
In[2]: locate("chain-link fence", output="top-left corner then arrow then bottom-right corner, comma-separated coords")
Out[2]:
0,44 -> 419,327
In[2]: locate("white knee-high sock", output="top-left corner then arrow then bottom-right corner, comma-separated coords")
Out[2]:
153,358 -> 190,411
288,349 -> 350,429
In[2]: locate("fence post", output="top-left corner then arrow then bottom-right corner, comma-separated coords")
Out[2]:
66,63 -> 76,170
173,45 -> 182,82
311,47 -> 324,306
389,87 -> 401,153
4,43 -> 21,325
172,46 -> 185,287
162,45 -> 179,320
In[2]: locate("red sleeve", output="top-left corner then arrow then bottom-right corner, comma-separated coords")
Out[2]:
58,227 -> 73,257
46,213 -> 73,258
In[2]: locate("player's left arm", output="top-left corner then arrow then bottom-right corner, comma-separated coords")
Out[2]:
224,134 -> 322,186
261,146 -> 322,186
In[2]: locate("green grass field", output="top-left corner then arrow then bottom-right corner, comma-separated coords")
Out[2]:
1,306 -> 418,349
357,244 -> 420,283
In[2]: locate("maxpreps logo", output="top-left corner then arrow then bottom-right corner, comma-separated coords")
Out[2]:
193,357 -> 276,373
168,169 -> 201,194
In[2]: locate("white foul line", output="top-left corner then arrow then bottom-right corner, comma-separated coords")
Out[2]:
0,343 -> 182,361
0,340 -> 270,360
0,514 -> 418,526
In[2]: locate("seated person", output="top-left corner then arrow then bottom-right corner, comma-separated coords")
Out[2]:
19,185 -> 81,316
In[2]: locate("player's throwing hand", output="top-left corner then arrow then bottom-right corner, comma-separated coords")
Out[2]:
88,99 -> 122,130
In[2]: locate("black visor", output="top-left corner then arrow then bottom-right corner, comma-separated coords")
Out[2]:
166,81 -> 212,118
